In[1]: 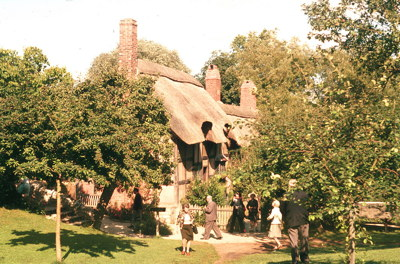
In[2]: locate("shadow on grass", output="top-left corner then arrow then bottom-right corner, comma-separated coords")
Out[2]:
174,246 -> 197,253
268,260 -> 393,264
7,229 -> 148,260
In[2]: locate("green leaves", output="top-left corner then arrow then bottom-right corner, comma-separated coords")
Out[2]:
0,47 -> 174,205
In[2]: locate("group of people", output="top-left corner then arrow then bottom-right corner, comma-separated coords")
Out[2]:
229,192 -> 260,233
176,179 -> 310,264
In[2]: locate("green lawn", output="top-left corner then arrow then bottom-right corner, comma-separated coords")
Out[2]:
227,230 -> 400,264
1,208 -> 400,264
0,208 -> 218,264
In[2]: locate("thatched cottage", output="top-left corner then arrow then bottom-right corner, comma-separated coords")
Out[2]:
76,18 -> 257,225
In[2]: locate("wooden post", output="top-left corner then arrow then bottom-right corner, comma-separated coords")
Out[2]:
56,178 -> 62,263
155,211 -> 160,237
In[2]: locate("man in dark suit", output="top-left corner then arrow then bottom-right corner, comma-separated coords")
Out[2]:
201,195 -> 223,240
281,179 -> 310,264
130,187 -> 143,233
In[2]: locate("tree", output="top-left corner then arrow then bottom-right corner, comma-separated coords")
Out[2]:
75,74 -> 173,229
85,39 -> 181,228
0,47 -> 79,262
304,0 -> 400,94
1,47 -> 174,262
302,1 -> 400,262
137,39 -> 190,73
197,30 -> 315,105
225,1 -> 399,263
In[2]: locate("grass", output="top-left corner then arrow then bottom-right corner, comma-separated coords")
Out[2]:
227,230 -> 400,264
1,207 -> 400,264
0,207 -> 219,264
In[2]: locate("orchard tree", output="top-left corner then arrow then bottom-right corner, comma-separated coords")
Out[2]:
0,47 -> 174,262
303,1 -> 400,262
0,47 -> 81,262
76,73 -> 173,229
227,1 -> 399,263
304,0 -> 400,86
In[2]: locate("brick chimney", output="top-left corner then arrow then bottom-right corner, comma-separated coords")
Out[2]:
118,18 -> 138,79
240,80 -> 257,110
205,65 -> 221,101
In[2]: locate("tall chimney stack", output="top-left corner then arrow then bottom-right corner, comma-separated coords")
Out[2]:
119,18 -> 138,79
205,65 -> 221,102
240,80 -> 257,110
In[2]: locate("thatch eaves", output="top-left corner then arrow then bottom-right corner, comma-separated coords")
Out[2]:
138,59 -> 202,87
152,77 -> 231,145
220,103 -> 257,119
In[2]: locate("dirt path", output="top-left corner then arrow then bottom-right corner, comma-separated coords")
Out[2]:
212,241 -> 276,264
211,236 -> 338,263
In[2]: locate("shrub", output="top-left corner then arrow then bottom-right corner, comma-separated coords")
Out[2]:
185,176 -> 226,206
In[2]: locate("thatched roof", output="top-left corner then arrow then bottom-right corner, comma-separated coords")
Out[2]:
138,59 -> 202,87
225,115 -> 256,147
220,103 -> 257,119
151,77 -> 231,145
137,59 -> 257,146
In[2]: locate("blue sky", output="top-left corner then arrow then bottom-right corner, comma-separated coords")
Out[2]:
0,0 -> 315,79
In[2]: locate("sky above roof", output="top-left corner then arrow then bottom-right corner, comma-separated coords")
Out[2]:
0,0 -> 316,79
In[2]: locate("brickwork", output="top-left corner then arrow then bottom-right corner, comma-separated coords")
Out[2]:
119,18 -> 138,79
205,64 -> 222,101
240,80 -> 257,110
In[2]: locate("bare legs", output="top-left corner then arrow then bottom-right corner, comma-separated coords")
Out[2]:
273,237 -> 282,249
181,238 -> 191,255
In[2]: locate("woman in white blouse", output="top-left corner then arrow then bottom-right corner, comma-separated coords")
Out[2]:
176,204 -> 195,256
267,200 -> 283,250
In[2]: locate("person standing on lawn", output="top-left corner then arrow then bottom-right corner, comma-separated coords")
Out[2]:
267,199 -> 283,250
201,195 -> 223,240
130,187 -> 143,232
229,193 -> 246,233
281,179 -> 310,264
246,193 -> 259,232
176,203 -> 195,256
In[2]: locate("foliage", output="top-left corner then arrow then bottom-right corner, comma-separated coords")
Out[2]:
0,47 -> 74,205
302,1 -> 400,262
197,30 -> 314,105
304,0 -> 400,86
73,75 -> 173,189
185,176 -> 227,206
137,39 -> 190,73
204,1 -> 400,262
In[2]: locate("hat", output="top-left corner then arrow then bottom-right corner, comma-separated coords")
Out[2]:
248,192 -> 257,198
289,179 -> 297,187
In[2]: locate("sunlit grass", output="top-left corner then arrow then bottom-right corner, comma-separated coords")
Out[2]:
227,230 -> 400,264
0,208 -> 218,264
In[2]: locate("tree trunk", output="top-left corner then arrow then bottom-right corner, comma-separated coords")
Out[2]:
347,207 -> 356,264
56,178 -> 62,263
93,183 -> 117,230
